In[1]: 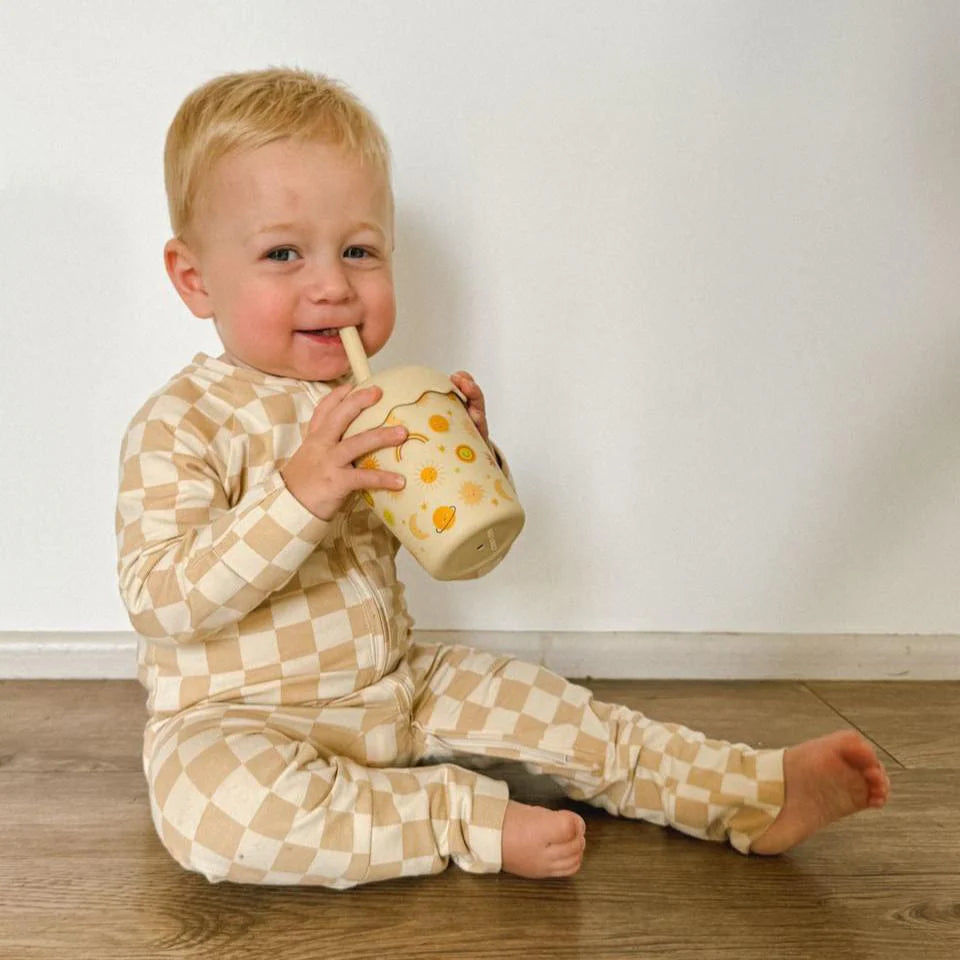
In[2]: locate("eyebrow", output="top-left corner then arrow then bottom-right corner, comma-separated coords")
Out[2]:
246,221 -> 301,243
246,221 -> 387,243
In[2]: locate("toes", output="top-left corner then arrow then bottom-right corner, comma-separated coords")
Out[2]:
860,763 -> 890,807
551,810 -> 586,845
550,832 -> 586,863
864,766 -> 889,793
832,731 -> 892,801
835,731 -> 880,771
550,841 -> 585,877
550,855 -> 583,877
868,784 -> 888,807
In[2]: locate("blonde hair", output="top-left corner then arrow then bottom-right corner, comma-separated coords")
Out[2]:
164,67 -> 391,241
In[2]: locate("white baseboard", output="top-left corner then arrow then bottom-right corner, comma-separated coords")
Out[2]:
0,630 -> 957,680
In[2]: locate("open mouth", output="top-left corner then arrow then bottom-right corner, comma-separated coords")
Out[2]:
298,328 -> 344,339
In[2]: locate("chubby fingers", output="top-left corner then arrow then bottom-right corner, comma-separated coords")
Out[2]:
307,383 -> 385,441
450,370 -> 489,439
312,388 -> 409,485
451,371 -> 484,408
340,423 -> 408,473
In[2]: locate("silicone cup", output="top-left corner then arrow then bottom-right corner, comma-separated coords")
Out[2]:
339,329 -> 524,580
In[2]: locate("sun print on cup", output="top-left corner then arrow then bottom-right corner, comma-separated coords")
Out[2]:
459,480 -> 486,507
357,455 -> 400,514
416,460 -> 445,489
428,413 -> 451,434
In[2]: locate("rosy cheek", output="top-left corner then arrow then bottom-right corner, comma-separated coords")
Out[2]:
377,288 -> 397,321
230,293 -> 282,348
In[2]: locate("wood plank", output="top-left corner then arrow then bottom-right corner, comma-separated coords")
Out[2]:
4,766 -> 953,875
4,681 -> 959,959
807,681 -> 960,769
0,680 -> 144,772
2,792 -> 958,959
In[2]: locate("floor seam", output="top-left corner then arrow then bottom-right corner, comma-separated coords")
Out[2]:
800,682 -> 908,770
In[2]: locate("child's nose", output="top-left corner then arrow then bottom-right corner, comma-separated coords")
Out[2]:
304,259 -> 352,302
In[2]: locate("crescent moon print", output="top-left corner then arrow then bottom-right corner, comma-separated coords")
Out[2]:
494,479 -> 515,502
408,513 -> 431,541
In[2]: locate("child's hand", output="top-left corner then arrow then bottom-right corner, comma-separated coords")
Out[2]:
280,385 -> 407,521
450,370 -> 490,441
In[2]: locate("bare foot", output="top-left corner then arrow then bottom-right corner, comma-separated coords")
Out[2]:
501,800 -> 586,878
750,730 -> 890,855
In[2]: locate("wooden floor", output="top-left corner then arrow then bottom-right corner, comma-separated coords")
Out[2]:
2,679 -> 959,960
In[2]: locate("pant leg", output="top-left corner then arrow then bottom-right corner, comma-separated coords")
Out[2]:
143,693 -> 508,888
407,641 -> 785,854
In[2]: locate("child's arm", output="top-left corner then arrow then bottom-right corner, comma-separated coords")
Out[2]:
117,384 -> 405,646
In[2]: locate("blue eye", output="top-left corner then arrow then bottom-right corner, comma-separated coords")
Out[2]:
343,246 -> 369,259
267,247 -> 299,262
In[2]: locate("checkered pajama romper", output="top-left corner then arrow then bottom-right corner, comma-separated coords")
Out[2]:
117,354 -> 785,888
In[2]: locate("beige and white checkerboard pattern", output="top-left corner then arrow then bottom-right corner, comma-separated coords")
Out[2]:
120,354 -> 785,888
407,643 -> 784,855
143,642 -> 783,887
116,354 -> 415,717
143,692 -> 509,888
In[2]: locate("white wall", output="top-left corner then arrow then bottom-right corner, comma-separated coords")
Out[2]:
1,0 -> 958,636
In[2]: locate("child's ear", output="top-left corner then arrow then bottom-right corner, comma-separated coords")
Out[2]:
163,238 -> 213,319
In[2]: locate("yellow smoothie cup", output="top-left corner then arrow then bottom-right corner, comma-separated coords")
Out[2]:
339,327 -> 524,580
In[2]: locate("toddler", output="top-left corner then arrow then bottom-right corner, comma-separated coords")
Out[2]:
116,68 -> 889,888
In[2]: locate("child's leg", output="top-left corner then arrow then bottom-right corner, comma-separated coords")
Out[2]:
407,642 -> 785,853
142,700 -> 509,888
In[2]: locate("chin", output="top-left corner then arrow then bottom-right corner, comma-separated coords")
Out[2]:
299,361 -> 351,382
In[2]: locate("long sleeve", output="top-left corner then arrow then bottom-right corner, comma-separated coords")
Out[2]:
116,398 -> 328,646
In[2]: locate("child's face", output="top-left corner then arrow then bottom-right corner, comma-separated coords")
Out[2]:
167,138 -> 395,381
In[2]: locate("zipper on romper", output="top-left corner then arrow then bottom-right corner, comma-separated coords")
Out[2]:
300,382 -> 390,674
334,505 -> 391,677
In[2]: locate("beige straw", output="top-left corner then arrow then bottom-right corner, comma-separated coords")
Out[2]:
339,326 -> 372,383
